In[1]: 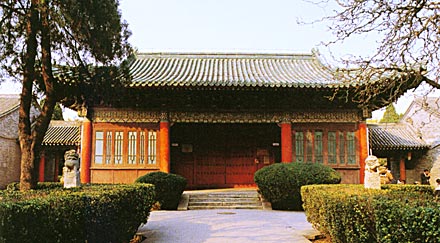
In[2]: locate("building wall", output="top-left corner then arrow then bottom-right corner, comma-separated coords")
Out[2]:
89,122 -> 162,183
0,109 -> 20,188
402,102 -> 440,185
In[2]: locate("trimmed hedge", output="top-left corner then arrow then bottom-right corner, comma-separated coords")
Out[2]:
135,171 -> 187,210
254,162 -> 341,210
301,184 -> 440,243
0,183 -> 155,243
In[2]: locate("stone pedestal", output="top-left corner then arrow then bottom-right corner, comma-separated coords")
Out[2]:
364,155 -> 381,189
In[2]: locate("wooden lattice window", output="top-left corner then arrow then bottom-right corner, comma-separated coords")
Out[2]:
140,131 -> 146,164
148,131 -> 157,164
292,128 -> 358,166
347,132 -> 356,165
105,132 -> 112,164
306,131 -> 313,163
314,131 -> 323,163
339,132 -> 345,164
115,131 -> 123,164
295,132 -> 304,162
128,131 -> 137,164
328,131 -> 337,164
94,131 -> 104,164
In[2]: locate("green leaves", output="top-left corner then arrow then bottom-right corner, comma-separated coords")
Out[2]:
0,183 -> 155,243
254,162 -> 341,210
301,184 -> 440,243
136,172 -> 187,210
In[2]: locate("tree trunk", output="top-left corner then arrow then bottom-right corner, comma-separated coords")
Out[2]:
19,0 -> 40,191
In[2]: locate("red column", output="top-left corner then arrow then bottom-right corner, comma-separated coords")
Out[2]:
159,120 -> 170,172
399,157 -> 406,181
358,122 -> 368,184
39,153 -> 45,182
80,118 -> 92,183
281,122 -> 292,163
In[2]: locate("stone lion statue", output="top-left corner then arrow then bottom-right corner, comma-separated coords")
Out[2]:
63,149 -> 80,188
64,149 -> 79,172
365,155 -> 380,173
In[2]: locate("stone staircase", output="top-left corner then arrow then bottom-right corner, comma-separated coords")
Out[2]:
179,189 -> 267,210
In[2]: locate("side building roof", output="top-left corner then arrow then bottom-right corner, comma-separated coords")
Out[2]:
368,123 -> 429,151
0,94 -> 20,118
128,52 -> 354,89
42,120 -> 81,146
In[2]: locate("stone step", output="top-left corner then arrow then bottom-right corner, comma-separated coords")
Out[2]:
187,205 -> 263,210
189,201 -> 261,206
190,193 -> 258,198
189,197 -> 259,202
185,189 -> 263,210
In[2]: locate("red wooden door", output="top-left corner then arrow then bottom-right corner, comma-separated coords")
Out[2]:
225,146 -> 257,185
195,149 -> 225,185
171,124 -> 280,188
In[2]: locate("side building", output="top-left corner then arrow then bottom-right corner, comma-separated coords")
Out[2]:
0,94 -> 21,188
401,97 -> 440,184
40,120 -> 81,182
368,122 -> 430,184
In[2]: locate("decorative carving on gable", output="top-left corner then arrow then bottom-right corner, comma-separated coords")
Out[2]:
92,108 -> 362,123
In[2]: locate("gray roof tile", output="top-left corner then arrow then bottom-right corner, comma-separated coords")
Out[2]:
128,52 -> 352,89
42,120 -> 81,146
368,123 -> 429,150
0,94 -> 20,117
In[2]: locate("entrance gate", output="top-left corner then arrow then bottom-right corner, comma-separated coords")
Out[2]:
171,124 -> 280,188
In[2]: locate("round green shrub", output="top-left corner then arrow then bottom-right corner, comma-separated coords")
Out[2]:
254,162 -> 341,210
135,171 -> 187,210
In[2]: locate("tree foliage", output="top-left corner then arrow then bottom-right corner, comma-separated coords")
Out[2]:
380,104 -> 401,123
316,0 -> 439,109
0,0 -> 132,190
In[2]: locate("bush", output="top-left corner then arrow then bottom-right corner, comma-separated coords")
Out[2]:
0,183 -> 155,243
301,184 -> 440,243
135,171 -> 187,210
254,162 -> 341,210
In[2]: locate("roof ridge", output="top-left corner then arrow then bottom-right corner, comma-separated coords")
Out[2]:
135,52 -> 316,60
0,104 -> 19,117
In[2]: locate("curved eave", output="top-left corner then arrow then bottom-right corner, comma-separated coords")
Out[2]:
127,81 -> 356,89
372,145 -> 430,151
42,141 -> 81,146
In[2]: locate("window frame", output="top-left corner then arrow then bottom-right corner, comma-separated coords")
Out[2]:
91,123 -> 159,169
292,123 -> 360,168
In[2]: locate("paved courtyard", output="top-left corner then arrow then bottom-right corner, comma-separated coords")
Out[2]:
137,209 -> 318,243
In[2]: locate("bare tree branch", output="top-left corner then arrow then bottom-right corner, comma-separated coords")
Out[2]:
308,0 -> 439,109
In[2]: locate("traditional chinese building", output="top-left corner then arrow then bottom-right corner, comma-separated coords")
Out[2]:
401,97 -> 440,184
0,94 -> 40,188
0,94 -> 21,188
368,122 -> 429,184
40,120 -> 81,182
74,52 -> 421,188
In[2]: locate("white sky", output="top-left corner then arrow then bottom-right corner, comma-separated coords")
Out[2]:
1,0 -> 436,119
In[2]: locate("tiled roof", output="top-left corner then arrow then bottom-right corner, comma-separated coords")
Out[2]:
0,94 -> 20,118
42,120 -> 81,146
128,52 -> 354,89
368,123 -> 429,150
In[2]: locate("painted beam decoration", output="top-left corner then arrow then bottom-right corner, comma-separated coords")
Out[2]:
92,109 -> 363,123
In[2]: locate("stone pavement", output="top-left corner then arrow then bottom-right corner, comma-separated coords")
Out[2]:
137,209 -> 320,243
